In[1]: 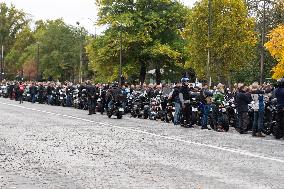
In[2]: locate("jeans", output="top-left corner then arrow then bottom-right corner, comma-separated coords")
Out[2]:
174,102 -> 181,125
47,95 -> 52,104
31,94 -> 37,103
237,111 -> 249,132
201,104 -> 211,128
108,100 -> 114,110
18,93 -> 23,104
181,103 -> 192,126
66,95 -> 72,107
252,111 -> 264,133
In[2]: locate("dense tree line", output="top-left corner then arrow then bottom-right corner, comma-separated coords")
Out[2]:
0,0 -> 283,84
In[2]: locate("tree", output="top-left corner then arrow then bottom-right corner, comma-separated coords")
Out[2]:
246,0 -> 284,82
184,0 -> 257,84
5,27 -> 35,77
0,2 -> 30,78
265,24 -> 284,79
87,0 -> 189,84
22,19 -> 87,81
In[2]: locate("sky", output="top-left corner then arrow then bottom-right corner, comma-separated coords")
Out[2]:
2,0 -> 198,34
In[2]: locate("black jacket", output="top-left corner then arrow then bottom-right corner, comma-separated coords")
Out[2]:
275,87 -> 284,109
235,90 -> 251,112
29,86 -> 38,95
171,86 -> 180,103
179,86 -> 191,101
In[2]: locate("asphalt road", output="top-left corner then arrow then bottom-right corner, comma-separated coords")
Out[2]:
0,97 -> 283,189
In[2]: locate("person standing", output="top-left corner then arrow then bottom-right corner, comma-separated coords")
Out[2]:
251,82 -> 265,137
235,85 -> 252,134
29,83 -> 38,103
18,82 -> 25,104
46,83 -> 54,105
200,83 -> 212,130
179,77 -> 192,128
275,78 -> 284,139
169,83 -> 181,125
86,81 -> 98,115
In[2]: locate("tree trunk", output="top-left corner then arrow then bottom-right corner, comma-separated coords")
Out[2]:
139,61 -> 146,85
155,65 -> 161,85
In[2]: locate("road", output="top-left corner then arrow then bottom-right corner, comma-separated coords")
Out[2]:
0,97 -> 283,189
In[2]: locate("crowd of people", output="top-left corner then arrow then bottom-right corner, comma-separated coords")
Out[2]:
0,77 -> 283,139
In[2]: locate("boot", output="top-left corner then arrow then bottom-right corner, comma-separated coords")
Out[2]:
256,132 -> 265,137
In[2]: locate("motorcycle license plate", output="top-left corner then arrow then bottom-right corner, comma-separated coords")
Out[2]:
60,97 -> 63,100
192,107 -> 198,112
27,94 -> 30,97
222,108 -> 226,113
119,108 -> 124,112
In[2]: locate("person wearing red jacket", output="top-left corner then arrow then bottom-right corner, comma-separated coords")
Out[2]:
18,82 -> 25,104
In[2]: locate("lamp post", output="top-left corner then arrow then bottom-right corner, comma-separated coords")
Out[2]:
0,45 -> 3,82
260,0 -> 266,85
76,22 -> 83,83
36,42 -> 40,81
115,19 -> 123,86
119,24 -> 122,86
207,0 -> 212,86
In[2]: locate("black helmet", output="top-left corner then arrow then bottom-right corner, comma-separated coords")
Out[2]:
277,78 -> 284,87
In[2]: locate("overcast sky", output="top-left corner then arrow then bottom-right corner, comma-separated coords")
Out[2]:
2,0 -> 198,34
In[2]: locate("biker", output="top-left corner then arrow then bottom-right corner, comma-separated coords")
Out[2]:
37,83 -> 45,104
250,82 -> 265,137
275,78 -> 284,139
235,84 -> 252,134
212,83 -> 225,131
29,82 -> 37,103
107,82 -> 122,111
179,77 -> 193,128
169,82 -> 181,125
18,82 -> 25,104
85,81 -> 98,115
199,83 -> 212,130
46,83 -> 54,105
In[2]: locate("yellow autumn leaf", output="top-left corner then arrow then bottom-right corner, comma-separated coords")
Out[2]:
265,24 -> 284,79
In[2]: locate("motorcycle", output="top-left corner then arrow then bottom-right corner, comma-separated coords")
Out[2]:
262,98 -> 277,135
107,101 -> 124,119
211,101 -> 229,132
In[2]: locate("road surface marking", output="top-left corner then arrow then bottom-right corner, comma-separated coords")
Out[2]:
1,101 -> 283,164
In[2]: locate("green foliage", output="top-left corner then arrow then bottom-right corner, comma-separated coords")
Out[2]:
0,2 -> 30,78
185,0 -> 257,82
246,0 -> 284,81
87,0 -> 190,83
24,19 -> 87,81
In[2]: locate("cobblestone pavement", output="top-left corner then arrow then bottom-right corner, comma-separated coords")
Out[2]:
0,98 -> 283,189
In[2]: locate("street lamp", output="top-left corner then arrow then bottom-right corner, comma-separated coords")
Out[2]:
0,45 -> 4,82
259,0 -> 276,84
76,22 -> 83,83
207,0 -> 212,87
88,18 -> 97,38
115,20 -> 123,86
119,23 -> 123,86
36,42 -> 40,81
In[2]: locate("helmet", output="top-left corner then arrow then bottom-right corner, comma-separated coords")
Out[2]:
277,78 -> 284,87
181,77 -> 189,83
